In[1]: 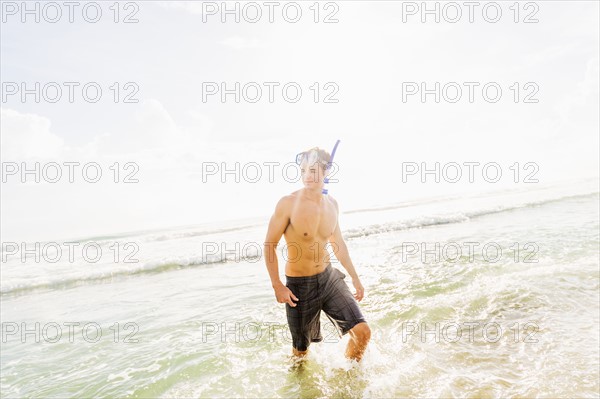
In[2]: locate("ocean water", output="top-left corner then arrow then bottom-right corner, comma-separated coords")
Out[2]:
1,179 -> 599,398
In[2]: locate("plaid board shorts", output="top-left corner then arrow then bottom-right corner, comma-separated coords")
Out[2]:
285,263 -> 367,351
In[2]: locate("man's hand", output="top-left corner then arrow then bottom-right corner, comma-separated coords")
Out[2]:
352,278 -> 365,302
273,282 -> 299,307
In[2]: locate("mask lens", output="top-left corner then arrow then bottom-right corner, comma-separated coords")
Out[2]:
296,151 -> 319,166
295,150 -> 328,168
307,151 -> 318,166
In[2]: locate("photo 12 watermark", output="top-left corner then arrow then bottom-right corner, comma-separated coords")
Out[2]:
398,241 -> 539,264
199,320 -> 342,344
400,2 -> 539,24
1,162 -> 140,184
1,82 -> 140,104
201,82 -> 339,104
200,161 -> 340,184
398,321 -> 540,344
401,82 -> 539,104
1,241 -> 140,264
401,161 -> 540,183
200,240 -> 342,265
1,321 -> 140,344
1,1 -> 140,24
199,1 -> 339,24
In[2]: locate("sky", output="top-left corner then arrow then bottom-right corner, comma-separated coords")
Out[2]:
1,0 -> 599,242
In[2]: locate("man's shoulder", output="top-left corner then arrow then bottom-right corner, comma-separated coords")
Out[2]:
328,195 -> 339,208
281,190 -> 302,203
283,190 -> 301,201
275,194 -> 295,211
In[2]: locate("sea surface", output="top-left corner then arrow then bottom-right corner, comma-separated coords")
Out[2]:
1,178 -> 599,398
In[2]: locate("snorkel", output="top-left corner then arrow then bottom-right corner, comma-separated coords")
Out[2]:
322,139 -> 340,195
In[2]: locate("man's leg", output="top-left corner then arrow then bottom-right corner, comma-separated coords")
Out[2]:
292,347 -> 308,358
321,267 -> 371,362
344,322 -> 371,362
285,285 -> 322,360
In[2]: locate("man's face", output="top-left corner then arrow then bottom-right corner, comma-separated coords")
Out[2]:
300,160 -> 327,188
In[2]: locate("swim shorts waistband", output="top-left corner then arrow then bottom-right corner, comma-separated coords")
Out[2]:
285,263 -> 333,283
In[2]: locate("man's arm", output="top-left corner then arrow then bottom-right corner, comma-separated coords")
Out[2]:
264,196 -> 300,307
264,196 -> 291,288
329,201 -> 365,301
328,198 -> 360,281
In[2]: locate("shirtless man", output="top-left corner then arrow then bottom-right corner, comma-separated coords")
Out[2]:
264,147 -> 371,361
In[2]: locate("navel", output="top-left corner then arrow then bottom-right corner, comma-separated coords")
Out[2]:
304,233 -> 308,236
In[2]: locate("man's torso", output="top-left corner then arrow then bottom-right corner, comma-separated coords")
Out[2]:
283,190 -> 337,277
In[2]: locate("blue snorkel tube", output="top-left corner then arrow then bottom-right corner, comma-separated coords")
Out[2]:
322,139 -> 340,195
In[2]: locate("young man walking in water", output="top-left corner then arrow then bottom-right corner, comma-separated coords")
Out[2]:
264,147 -> 371,361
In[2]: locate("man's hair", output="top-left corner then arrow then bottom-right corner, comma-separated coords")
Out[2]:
301,147 -> 331,170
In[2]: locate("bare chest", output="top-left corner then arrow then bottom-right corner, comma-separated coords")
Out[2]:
287,200 -> 337,241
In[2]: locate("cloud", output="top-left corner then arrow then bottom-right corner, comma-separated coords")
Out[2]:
555,55 -> 599,127
1,100 -> 213,171
0,108 -> 65,160
85,99 -> 214,173
219,36 -> 262,50
154,1 -> 205,15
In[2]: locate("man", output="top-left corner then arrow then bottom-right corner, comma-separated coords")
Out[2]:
264,147 -> 371,362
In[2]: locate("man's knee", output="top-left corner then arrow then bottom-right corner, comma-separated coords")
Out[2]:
349,322 -> 371,343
